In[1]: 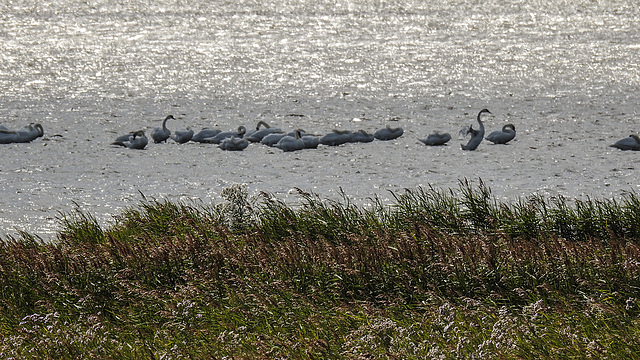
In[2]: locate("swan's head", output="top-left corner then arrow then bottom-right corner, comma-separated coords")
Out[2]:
256,120 -> 270,129
479,109 -> 491,116
630,135 -> 640,142
503,124 -> 516,132
132,130 -> 146,138
34,123 -> 44,136
165,115 -> 175,121
238,126 -> 247,136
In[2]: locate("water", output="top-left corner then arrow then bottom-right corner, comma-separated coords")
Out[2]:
1,0 -> 640,238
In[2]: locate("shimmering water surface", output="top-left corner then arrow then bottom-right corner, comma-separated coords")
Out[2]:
1,0 -> 640,238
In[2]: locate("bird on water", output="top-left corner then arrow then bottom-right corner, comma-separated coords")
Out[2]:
151,115 -> 174,143
486,124 -> 516,144
610,135 -> 640,151
419,131 -> 451,146
373,125 -> 404,141
112,130 -> 148,150
460,109 -> 491,151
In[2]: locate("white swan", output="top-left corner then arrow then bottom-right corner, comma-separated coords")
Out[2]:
460,109 -> 491,151
151,115 -> 174,143
611,135 -> 640,151
486,124 -> 516,144
373,125 -> 403,140
172,128 -> 194,144
261,132 -> 290,146
245,121 -> 282,142
319,130 -> 353,146
112,130 -> 148,150
301,134 -> 320,149
350,130 -> 375,143
219,136 -> 249,151
202,126 -> 247,144
0,123 -> 44,144
419,131 -> 451,146
191,128 -> 222,142
276,130 -> 305,152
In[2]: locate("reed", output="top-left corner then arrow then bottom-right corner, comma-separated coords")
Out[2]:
1,182 -> 639,359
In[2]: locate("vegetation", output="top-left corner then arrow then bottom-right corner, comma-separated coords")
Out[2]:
1,180 -> 640,359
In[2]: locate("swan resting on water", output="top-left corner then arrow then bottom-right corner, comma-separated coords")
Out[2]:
301,133 -> 320,149
611,135 -> 640,151
202,126 -> 247,144
319,130 -> 353,146
172,128 -> 194,144
350,130 -> 375,143
276,129 -> 306,152
192,128 -> 222,143
112,130 -> 148,150
0,123 -> 44,144
245,121 -> 282,142
261,132 -> 288,146
373,125 -> 403,140
460,109 -> 491,151
419,131 -> 451,146
486,124 -> 516,144
219,136 -> 249,151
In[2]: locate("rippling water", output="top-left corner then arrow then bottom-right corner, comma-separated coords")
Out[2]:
1,0 -> 640,238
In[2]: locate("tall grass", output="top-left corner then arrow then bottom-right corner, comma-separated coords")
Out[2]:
1,182 -> 640,359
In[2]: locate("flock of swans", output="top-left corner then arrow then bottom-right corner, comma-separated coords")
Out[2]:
2,109 -> 640,152
110,115 -> 407,152
110,109 -> 516,152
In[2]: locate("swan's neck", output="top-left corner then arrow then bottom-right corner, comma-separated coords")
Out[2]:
476,113 -> 485,132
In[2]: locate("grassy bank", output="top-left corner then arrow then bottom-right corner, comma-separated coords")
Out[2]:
1,181 -> 640,359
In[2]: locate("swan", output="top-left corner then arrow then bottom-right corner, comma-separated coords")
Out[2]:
276,130 -> 305,152
245,121 -> 282,142
486,124 -> 516,144
460,109 -> 491,151
219,136 -> 249,151
191,128 -> 222,142
151,115 -> 174,143
610,135 -> 640,151
202,126 -> 247,144
301,134 -> 320,149
112,130 -> 148,150
419,131 -> 452,146
350,130 -> 375,143
261,132 -> 288,146
373,125 -> 403,140
172,128 -> 194,144
3,123 -> 45,143
319,130 -> 353,146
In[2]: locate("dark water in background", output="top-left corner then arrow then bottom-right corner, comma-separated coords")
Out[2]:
1,0 -> 640,238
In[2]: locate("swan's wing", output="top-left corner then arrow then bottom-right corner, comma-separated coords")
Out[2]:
459,125 -> 472,139
114,133 -> 134,142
